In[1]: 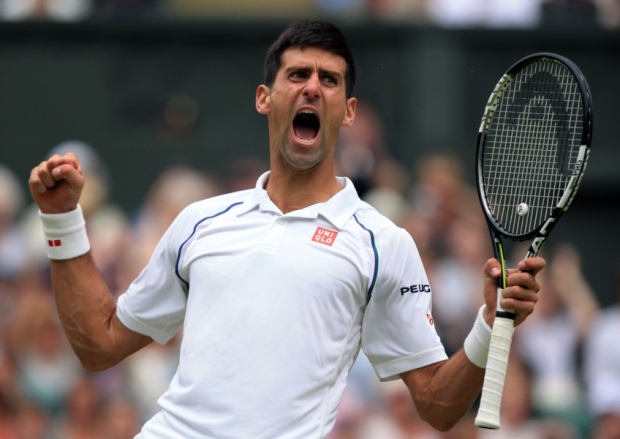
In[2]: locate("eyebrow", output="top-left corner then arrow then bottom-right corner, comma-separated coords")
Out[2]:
285,65 -> 344,80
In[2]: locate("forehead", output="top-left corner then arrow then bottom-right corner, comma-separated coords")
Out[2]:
279,47 -> 347,74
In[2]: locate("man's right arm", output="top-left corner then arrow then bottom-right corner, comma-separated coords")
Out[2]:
29,153 -> 152,371
50,253 -> 152,371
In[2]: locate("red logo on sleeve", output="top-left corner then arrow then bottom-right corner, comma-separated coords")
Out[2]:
312,227 -> 338,247
427,313 -> 434,325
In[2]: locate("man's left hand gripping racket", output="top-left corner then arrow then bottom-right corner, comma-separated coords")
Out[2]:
473,53 -> 593,430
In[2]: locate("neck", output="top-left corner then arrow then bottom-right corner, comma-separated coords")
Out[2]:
265,168 -> 342,214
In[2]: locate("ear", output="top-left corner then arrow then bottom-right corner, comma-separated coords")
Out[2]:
341,97 -> 357,127
256,84 -> 271,115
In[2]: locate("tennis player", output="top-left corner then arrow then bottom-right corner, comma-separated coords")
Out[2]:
29,19 -> 545,438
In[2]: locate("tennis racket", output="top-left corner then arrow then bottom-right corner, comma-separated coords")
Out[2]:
473,53 -> 593,430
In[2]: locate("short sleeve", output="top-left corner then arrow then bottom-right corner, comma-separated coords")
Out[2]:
116,211 -> 192,345
361,227 -> 447,381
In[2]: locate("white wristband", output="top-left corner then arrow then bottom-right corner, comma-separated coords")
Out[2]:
39,205 -> 91,260
464,305 -> 492,368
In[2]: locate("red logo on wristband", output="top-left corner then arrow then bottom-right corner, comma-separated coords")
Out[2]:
48,239 -> 62,247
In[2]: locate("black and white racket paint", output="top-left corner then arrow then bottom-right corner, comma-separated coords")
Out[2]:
474,53 -> 593,430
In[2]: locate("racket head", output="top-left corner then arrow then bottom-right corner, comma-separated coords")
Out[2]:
476,53 -> 593,247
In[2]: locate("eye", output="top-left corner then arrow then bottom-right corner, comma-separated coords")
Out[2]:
322,74 -> 337,85
289,70 -> 307,80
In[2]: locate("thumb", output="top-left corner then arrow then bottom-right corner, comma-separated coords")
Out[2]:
483,258 -> 502,311
484,258 -> 502,283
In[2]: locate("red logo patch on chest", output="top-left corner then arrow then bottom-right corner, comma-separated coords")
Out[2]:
312,227 -> 338,247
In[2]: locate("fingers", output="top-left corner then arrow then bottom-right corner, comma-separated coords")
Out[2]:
28,153 -> 84,213
505,256 -> 544,305
501,285 -> 538,310
30,162 -> 53,194
516,255 -> 546,277
503,256 -> 546,325
481,256 -> 545,327
30,153 -> 81,188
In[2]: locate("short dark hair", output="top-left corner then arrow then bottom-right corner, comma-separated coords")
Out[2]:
263,20 -> 356,99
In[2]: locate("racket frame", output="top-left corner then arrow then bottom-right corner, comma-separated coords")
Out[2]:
474,52 -> 593,430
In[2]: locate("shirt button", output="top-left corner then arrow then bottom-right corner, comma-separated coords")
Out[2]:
277,218 -> 285,225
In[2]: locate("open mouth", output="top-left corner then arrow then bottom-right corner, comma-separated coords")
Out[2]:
293,110 -> 320,143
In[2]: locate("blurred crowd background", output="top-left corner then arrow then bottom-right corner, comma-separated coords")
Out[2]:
0,0 -> 619,27
1,1 -> 620,438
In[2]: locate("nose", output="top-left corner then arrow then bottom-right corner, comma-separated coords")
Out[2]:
303,73 -> 320,99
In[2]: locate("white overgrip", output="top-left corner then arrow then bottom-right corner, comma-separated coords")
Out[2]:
474,312 -> 515,429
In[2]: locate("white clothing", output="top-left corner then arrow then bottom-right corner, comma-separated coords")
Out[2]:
117,172 -> 447,438
585,305 -> 620,416
427,0 -> 543,28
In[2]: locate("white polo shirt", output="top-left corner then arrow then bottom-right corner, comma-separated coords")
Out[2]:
117,172 -> 447,438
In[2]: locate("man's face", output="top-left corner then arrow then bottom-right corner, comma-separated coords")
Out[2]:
256,47 -> 356,173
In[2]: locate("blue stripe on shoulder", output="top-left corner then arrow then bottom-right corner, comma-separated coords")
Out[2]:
353,214 -> 379,302
175,201 -> 243,289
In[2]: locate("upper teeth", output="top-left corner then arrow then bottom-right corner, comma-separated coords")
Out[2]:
298,109 -> 316,115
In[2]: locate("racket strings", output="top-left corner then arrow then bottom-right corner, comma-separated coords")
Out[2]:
482,59 -> 584,236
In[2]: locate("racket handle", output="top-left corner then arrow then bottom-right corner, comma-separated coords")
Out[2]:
474,314 -> 515,429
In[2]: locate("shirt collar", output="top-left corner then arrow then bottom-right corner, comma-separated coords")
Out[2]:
233,171 -> 272,216
235,171 -> 360,230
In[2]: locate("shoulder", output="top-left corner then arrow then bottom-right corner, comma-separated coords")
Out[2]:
350,200 -> 412,245
351,201 -> 424,281
178,190 -> 250,220
164,189 -> 251,237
